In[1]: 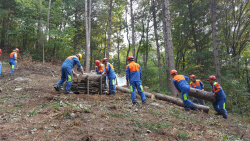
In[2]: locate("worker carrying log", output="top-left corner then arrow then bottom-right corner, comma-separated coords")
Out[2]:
0,49 -> 2,75
189,75 -> 205,105
207,75 -> 228,119
54,54 -> 84,94
9,48 -> 19,73
171,69 -> 197,111
126,56 -> 147,105
102,58 -> 116,95
95,60 -> 108,89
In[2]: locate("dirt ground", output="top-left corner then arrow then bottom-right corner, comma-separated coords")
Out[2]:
0,59 -> 249,141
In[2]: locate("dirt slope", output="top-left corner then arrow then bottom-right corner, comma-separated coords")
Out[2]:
0,60 -> 249,141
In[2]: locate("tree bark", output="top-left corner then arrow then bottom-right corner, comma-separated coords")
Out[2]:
73,8 -> 78,54
162,0 -> 178,96
125,1 -> 131,65
210,0 -> 222,84
135,16 -> 144,62
106,0 -> 113,59
130,0 -> 135,57
44,0 -> 51,65
116,86 -> 210,113
152,0 -> 163,87
85,0 -> 90,73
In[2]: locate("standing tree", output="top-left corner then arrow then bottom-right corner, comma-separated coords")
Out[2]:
162,0 -> 178,96
152,0 -> 163,87
130,0 -> 135,57
210,0 -> 221,84
85,0 -> 90,72
106,0 -> 113,59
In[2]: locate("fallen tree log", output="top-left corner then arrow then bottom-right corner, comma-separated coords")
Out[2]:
189,88 -> 215,103
116,86 -> 210,113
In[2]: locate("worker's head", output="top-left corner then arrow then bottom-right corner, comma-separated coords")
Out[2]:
170,69 -> 177,78
95,60 -> 100,66
14,48 -> 19,53
76,53 -> 82,61
102,58 -> 108,64
127,56 -> 134,63
207,75 -> 216,85
189,75 -> 196,82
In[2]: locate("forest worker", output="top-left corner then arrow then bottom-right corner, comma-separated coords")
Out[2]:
102,58 -> 116,95
207,75 -> 228,119
189,75 -> 205,105
95,60 -> 105,74
171,69 -> 197,111
9,48 -> 19,73
95,60 -> 108,89
54,54 -> 84,94
126,56 -> 147,104
0,49 -> 2,75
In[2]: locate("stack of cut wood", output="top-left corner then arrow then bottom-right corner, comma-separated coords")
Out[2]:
70,73 -> 106,94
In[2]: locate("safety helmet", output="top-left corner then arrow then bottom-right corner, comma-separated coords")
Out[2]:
170,69 -> 177,75
207,75 -> 216,81
127,56 -> 134,61
0,49 -> 2,53
76,53 -> 82,61
102,58 -> 108,63
190,75 -> 196,79
95,60 -> 100,66
14,48 -> 19,53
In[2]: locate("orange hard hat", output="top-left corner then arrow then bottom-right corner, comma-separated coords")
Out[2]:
170,69 -> 177,75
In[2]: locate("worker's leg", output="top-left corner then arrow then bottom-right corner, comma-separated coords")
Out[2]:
130,81 -> 138,104
65,68 -> 72,94
9,61 -> 16,73
193,97 -> 198,104
135,81 -> 147,103
54,67 -> 66,91
213,99 -> 220,112
199,98 -> 205,105
218,98 -> 228,119
108,77 -> 116,95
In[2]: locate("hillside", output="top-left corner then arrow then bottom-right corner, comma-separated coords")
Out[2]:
0,60 -> 249,141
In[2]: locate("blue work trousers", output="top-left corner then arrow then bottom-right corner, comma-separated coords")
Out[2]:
181,86 -> 194,110
130,81 -> 146,102
9,61 -> 16,73
109,77 -> 116,93
213,98 -> 228,117
193,97 -> 205,105
57,66 -> 72,90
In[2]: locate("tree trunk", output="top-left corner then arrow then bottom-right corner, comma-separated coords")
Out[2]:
162,0 -> 178,96
38,0 -> 43,50
106,0 -> 113,59
135,17 -> 144,63
89,0 -> 92,69
130,0 -> 135,57
44,0 -> 51,65
125,2 -> 131,65
117,27 -> 121,74
73,8 -> 78,54
116,86 -> 210,113
210,0 -> 221,84
152,0 -> 163,87
85,0 -> 90,73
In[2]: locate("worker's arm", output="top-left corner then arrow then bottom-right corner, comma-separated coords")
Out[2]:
184,76 -> 189,82
126,65 -> 130,85
173,80 -> 180,92
200,81 -> 204,90
73,57 -> 81,67
214,83 -> 221,93
139,65 -> 142,80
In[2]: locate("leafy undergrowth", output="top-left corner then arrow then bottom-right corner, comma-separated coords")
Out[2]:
0,61 -> 249,141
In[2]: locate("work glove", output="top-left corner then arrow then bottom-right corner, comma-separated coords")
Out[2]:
104,73 -> 107,76
213,93 -> 216,97
77,66 -> 84,74
15,60 -> 17,63
97,71 -> 102,74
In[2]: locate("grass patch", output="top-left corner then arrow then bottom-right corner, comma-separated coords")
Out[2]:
108,112 -> 132,118
148,109 -> 162,117
177,130 -> 189,140
29,109 -> 39,116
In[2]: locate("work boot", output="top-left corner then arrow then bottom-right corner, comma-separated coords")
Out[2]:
220,109 -> 228,119
132,100 -> 138,105
54,83 -> 61,91
142,99 -> 147,104
214,111 -> 222,115
64,89 -> 70,94
108,91 -> 116,96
